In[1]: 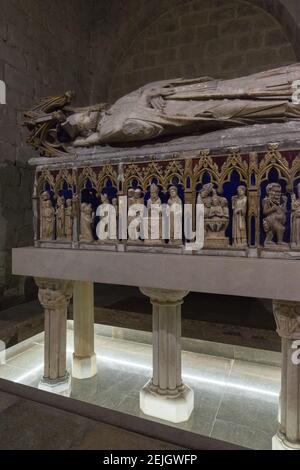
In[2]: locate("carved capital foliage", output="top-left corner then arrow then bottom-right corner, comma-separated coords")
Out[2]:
35,277 -> 73,310
140,287 -> 189,305
273,300 -> 300,340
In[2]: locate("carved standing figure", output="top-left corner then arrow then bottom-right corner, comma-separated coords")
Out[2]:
128,188 -> 145,242
56,195 -> 65,240
98,192 -> 116,241
40,191 -> 55,240
64,198 -> 74,241
112,197 -> 119,239
80,202 -> 94,243
168,186 -> 182,244
128,188 -> 135,207
43,64 -> 300,148
232,186 -> 247,247
263,183 -> 287,247
291,183 -> 300,247
146,183 -> 162,244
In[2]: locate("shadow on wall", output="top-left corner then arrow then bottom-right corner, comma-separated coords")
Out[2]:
89,0 -> 298,103
0,163 -> 34,308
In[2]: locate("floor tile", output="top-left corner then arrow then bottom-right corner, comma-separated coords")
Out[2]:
0,327 -> 281,450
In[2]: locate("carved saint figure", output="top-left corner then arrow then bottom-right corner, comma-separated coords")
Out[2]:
146,183 -> 162,244
48,64 -> 300,147
112,197 -> 119,239
100,192 -> 109,208
98,192 -> 117,241
64,198 -> 74,241
134,188 -> 144,205
197,184 -> 229,248
128,188 -> 135,207
127,188 -> 135,239
128,188 -> 145,241
197,183 -> 214,218
168,186 -> 182,244
112,197 -> 118,214
80,202 -> 94,242
263,183 -> 287,247
56,195 -> 65,240
232,186 -> 247,247
291,183 -> 300,247
40,191 -> 55,240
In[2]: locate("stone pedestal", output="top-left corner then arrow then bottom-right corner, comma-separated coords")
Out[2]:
72,281 -> 97,379
139,287 -> 193,423
35,278 -> 73,395
273,300 -> 300,450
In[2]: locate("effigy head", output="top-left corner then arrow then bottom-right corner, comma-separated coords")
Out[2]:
68,110 -> 99,135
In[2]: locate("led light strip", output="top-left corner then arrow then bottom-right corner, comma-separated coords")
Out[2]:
12,348 -> 279,398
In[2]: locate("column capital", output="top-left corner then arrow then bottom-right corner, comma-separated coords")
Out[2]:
140,287 -> 189,305
35,277 -> 73,310
273,299 -> 300,340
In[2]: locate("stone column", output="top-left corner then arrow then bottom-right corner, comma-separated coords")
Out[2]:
273,299 -> 300,450
35,278 -> 73,395
72,281 -> 97,379
139,287 -> 193,423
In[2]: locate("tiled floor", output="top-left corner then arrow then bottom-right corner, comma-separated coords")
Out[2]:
0,328 -> 280,450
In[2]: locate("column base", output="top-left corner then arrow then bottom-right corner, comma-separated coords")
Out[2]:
272,433 -> 300,450
38,372 -> 71,396
140,380 -> 194,423
72,353 -> 97,379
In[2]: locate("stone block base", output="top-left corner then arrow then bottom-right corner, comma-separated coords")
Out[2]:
72,353 -> 97,379
38,372 -> 71,396
272,434 -> 300,450
140,380 -> 194,423
205,237 -> 229,249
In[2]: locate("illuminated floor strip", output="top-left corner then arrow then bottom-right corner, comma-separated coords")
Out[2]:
14,364 -> 44,383
96,353 -> 279,398
12,348 -> 279,398
14,349 -> 279,398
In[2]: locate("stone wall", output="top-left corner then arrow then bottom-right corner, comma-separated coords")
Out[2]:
0,0 -> 94,303
90,0 -> 298,102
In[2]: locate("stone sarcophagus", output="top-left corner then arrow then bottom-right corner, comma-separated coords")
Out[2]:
28,123 -> 300,259
24,64 -> 300,259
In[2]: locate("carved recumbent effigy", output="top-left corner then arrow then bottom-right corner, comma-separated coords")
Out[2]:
24,64 -> 300,258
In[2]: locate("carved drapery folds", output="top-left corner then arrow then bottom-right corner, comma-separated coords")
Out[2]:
24,64 -> 300,154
